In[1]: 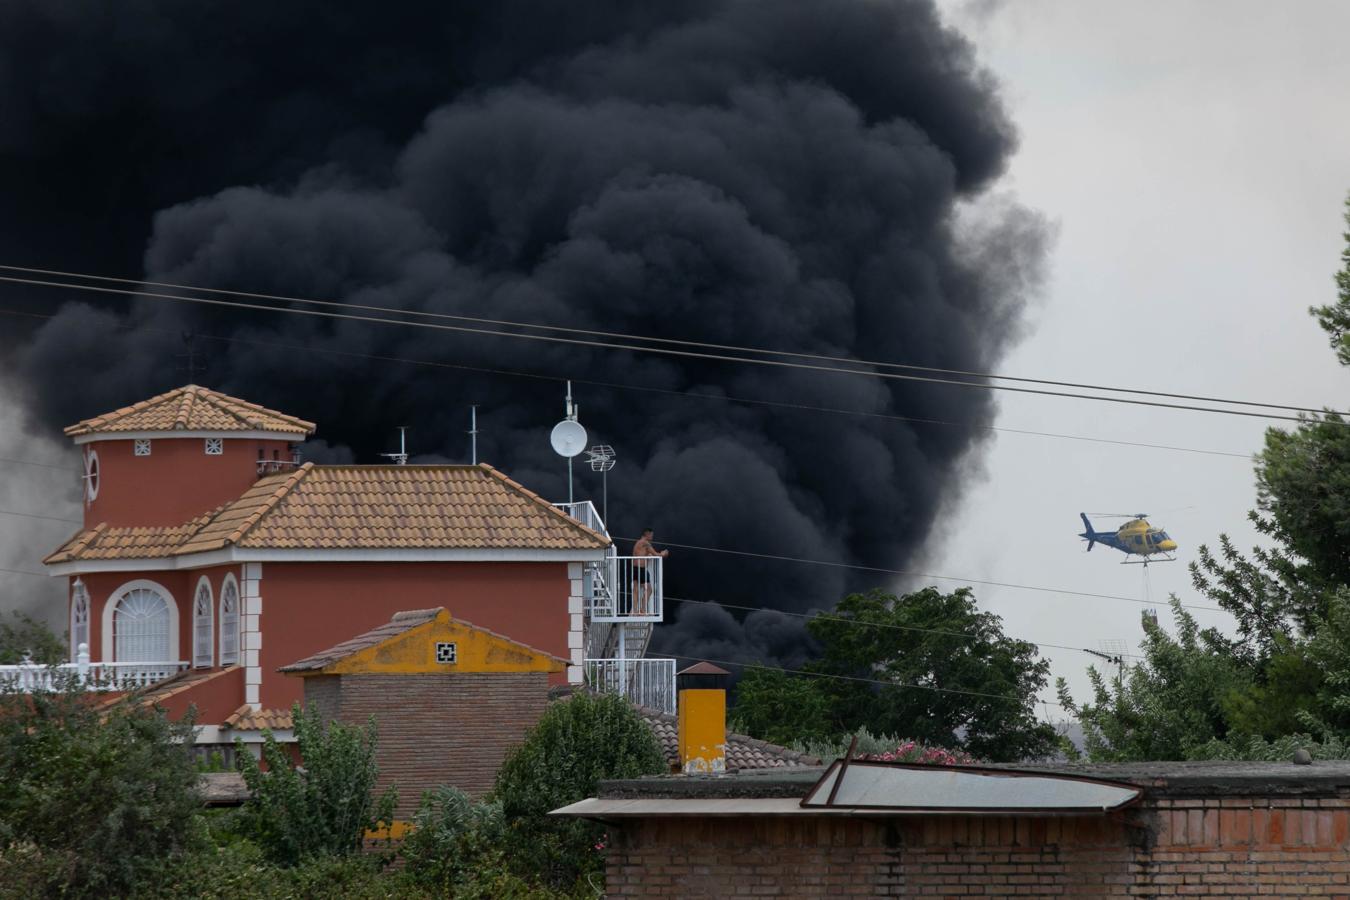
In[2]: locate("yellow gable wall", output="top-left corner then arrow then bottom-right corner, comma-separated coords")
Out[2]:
311,609 -> 566,676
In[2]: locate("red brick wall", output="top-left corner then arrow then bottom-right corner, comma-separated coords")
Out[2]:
604,795 -> 1350,897
306,672 -> 550,818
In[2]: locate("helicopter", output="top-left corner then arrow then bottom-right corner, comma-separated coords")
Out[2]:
1078,512 -> 1178,564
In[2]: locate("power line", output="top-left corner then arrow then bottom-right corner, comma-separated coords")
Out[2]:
2,262 -> 1340,417
0,456 -> 80,472
0,507 -> 81,524
686,655 -> 1039,704
1,271 -> 1342,424
666,595 -> 1143,660
625,536 -> 1224,613
0,306 -> 1258,460
0,566 -> 50,579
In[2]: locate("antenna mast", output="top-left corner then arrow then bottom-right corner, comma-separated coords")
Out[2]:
549,382 -> 587,505
380,427 -> 409,465
469,405 -> 479,465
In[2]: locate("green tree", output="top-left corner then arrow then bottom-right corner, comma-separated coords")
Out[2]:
0,612 -> 65,665
0,679 -> 203,895
732,587 -> 1056,762
492,691 -> 665,889
235,703 -> 397,864
1311,194 -> 1350,365
729,666 -> 833,746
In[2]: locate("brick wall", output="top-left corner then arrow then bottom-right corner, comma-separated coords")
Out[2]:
604,795 -> 1350,897
307,672 -> 549,818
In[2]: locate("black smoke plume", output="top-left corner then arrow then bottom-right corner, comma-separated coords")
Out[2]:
0,0 -> 1048,666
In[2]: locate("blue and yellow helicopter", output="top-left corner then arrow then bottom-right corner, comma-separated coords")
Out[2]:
1079,513 -> 1178,564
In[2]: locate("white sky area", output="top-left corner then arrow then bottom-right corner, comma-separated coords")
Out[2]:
927,0 -> 1350,717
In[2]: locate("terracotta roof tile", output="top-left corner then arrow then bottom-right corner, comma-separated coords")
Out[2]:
637,706 -> 821,772
44,463 -> 608,564
64,384 -> 315,437
222,705 -> 294,731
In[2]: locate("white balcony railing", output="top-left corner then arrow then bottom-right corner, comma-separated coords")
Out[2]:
554,500 -> 608,538
587,555 -> 663,623
0,646 -> 188,693
585,657 -> 677,715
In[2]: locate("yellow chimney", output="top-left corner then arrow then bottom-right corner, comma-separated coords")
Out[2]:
677,663 -> 729,774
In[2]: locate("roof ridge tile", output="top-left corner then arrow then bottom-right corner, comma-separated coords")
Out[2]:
224,462 -> 314,545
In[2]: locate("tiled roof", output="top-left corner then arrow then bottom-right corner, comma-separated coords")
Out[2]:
97,667 -> 236,710
64,384 -> 315,437
222,705 -> 294,731
45,463 -> 608,564
280,608 -> 442,672
637,706 -> 821,772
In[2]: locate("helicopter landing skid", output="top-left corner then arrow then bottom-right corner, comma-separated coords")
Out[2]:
1120,554 -> 1176,566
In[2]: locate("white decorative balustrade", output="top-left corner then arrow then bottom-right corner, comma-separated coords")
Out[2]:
585,657 -> 677,715
0,644 -> 187,693
586,555 -> 663,623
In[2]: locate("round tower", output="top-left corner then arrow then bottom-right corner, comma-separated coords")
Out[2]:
63,385 -> 316,528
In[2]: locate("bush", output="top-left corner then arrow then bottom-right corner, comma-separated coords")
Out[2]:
401,786 -> 506,892
235,703 -> 397,864
492,691 -> 665,888
0,679 -> 203,896
0,612 -> 65,665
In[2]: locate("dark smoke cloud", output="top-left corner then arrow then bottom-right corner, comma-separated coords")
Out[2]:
0,0 -> 1048,665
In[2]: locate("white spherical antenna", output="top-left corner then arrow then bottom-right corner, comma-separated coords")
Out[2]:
550,419 -> 588,458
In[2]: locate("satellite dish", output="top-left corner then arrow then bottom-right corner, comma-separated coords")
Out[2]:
550,420 -> 588,458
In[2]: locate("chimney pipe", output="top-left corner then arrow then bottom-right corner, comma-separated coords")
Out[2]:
677,662 -> 729,774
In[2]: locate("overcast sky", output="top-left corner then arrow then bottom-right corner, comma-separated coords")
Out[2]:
926,0 -> 1350,714
2,1 -> 1348,720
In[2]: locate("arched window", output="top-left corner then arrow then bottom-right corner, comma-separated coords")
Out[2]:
113,588 -> 171,663
219,576 -> 240,666
70,581 -> 90,662
193,579 -> 214,668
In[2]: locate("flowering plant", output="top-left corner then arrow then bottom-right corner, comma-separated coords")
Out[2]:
862,740 -> 975,766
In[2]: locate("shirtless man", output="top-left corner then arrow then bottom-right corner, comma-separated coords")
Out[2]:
631,529 -> 669,616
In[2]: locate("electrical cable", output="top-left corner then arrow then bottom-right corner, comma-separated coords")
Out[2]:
664,595 -> 1144,659
0,507 -> 81,524
0,306 -> 1260,459
1,262 -> 1341,417
1,271 -> 1343,424
621,536 -> 1224,612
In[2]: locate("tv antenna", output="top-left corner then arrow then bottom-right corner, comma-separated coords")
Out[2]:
550,382 -> 587,504
381,427 -> 409,465
585,444 -> 616,526
468,406 -> 480,465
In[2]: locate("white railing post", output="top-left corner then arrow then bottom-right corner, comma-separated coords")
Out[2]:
76,643 -> 90,687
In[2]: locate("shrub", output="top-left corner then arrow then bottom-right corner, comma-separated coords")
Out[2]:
401,786 -> 506,892
0,679 -> 203,896
492,691 -> 665,888
235,703 -> 397,864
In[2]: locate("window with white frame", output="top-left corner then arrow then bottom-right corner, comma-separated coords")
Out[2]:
113,588 -> 171,663
193,580 -> 214,668
219,578 -> 240,666
83,449 -> 100,504
134,439 -> 151,457
204,438 -> 223,456
70,581 -> 90,661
